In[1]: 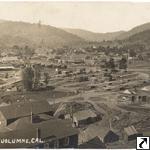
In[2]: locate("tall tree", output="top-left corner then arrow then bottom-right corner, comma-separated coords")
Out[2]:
32,64 -> 41,89
119,56 -> 128,70
22,65 -> 34,91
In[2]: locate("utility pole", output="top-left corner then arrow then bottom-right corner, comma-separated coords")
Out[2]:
127,49 -> 130,72
109,118 -> 112,130
30,103 -> 33,124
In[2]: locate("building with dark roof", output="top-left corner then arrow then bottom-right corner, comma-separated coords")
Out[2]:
0,119 -> 79,148
81,125 -> 119,144
123,125 -> 142,141
79,136 -> 106,149
0,100 -> 54,127
65,109 -> 98,127
102,130 -> 119,143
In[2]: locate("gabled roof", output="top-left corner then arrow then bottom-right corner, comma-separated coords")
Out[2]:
86,126 -> 113,140
122,89 -> 136,95
73,109 -> 97,121
7,117 -> 31,130
38,114 -> 53,120
0,100 -> 54,120
7,114 -> 53,130
0,119 -> 78,148
79,136 -> 106,149
82,124 -> 118,142
141,86 -> 150,91
35,119 -> 78,139
124,125 -> 138,136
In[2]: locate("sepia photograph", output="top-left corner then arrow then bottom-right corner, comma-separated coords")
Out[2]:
0,0 -> 150,149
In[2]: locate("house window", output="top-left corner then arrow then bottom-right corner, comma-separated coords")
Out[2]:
142,96 -> 147,102
131,96 -> 135,102
59,137 -> 69,147
49,141 -> 57,148
33,145 -> 40,148
64,137 -> 69,146
33,144 -> 42,149
49,142 -> 54,148
55,140 -> 59,148
44,143 -> 49,148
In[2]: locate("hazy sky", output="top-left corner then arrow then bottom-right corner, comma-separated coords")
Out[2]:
0,2 -> 150,33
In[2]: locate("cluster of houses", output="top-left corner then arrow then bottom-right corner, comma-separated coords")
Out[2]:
119,86 -> 150,105
0,46 -> 149,148
0,100 -> 78,148
0,99 -> 142,149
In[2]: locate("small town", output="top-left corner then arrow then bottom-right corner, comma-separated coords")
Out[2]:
0,38 -> 150,148
0,1 -> 150,149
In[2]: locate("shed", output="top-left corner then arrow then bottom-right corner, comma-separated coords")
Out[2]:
124,125 -> 142,141
103,130 -> 119,143
71,109 -> 97,127
80,125 -> 119,144
79,136 -> 106,149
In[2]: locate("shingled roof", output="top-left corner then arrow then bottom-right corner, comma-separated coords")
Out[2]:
79,136 -> 106,149
124,125 -> 138,136
0,100 -> 54,120
0,119 -> 78,148
73,109 -> 97,121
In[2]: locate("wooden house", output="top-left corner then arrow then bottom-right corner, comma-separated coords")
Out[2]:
0,119 -> 78,148
65,109 -> 98,127
0,100 -> 55,127
123,125 -> 142,141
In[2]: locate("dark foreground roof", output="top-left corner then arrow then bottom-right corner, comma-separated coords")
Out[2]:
0,100 -> 54,120
7,114 -> 54,130
0,119 -> 78,148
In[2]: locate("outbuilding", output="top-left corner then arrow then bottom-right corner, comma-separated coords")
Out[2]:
65,109 -> 98,127
80,125 -> 119,144
79,136 -> 106,149
123,125 -> 142,141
